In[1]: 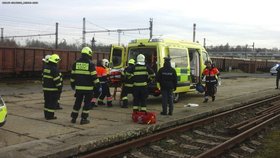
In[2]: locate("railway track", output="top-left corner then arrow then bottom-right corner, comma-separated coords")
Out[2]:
78,95 -> 280,158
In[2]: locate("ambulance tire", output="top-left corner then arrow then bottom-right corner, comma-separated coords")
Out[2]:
173,93 -> 180,103
0,120 -> 6,127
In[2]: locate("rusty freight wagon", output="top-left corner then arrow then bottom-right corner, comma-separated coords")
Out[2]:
0,47 -> 109,77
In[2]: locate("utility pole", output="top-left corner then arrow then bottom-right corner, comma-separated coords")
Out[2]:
55,22 -> 58,49
91,37 -> 96,50
245,44 -> 248,58
149,18 -> 153,40
82,17 -> 86,47
203,38 -> 206,48
1,28 -> 3,42
117,30 -> 121,46
193,23 -> 196,42
252,42 -> 255,51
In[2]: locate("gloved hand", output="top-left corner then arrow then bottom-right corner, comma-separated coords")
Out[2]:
71,85 -> 75,90
98,87 -> 102,93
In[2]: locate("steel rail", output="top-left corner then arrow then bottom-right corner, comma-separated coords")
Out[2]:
81,95 -> 280,158
194,113 -> 280,158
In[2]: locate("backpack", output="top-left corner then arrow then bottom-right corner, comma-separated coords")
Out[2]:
132,111 -> 156,124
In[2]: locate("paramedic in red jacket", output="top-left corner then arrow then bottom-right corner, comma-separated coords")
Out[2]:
202,61 -> 219,103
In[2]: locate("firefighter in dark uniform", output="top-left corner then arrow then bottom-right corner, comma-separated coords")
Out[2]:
120,59 -> 135,108
42,54 -> 62,120
70,47 -> 100,125
96,59 -> 113,107
129,54 -> 155,112
156,57 -> 177,115
202,61 -> 220,103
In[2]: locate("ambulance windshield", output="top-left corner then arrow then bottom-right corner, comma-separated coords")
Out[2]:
128,47 -> 157,71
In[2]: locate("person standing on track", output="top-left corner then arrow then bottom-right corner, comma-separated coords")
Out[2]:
202,61 -> 219,103
42,54 -> 62,120
70,47 -> 100,125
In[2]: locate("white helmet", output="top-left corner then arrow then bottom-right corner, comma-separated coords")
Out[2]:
42,55 -> 51,63
102,59 -> 109,67
136,54 -> 145,65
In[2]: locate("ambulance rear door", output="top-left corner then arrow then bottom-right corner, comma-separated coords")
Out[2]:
109,45 -> 126,69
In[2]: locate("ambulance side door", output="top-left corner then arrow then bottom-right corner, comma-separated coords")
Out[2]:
109,45 -> 126,69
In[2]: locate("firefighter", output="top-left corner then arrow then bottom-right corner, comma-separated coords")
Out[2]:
96,59 -> 113,107
120,59 -> 135,108
70,47 -> 100,125
42,54 -> 63,110
130,54 -> 155,112
42,54 -> 62,120
90,60 -> 104,108
156,57 -> 177,115
202,60 -> 220,103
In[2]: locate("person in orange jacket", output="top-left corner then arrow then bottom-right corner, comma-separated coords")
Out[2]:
91,59 -> 113,107
202,61 -> 220,103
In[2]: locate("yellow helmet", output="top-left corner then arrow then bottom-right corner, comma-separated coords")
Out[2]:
128,59 -> 135,65
81,47 -> 93,57
48,54 -> 61,64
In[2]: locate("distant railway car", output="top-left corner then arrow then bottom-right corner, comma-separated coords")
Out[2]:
0,96 -> 7,127
110,38 -> 211,102
0,47 -> 109,77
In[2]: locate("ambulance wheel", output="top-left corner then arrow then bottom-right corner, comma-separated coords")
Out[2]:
173,93 -> 180,103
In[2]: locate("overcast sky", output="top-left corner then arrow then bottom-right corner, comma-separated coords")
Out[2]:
1,0 -> 279,49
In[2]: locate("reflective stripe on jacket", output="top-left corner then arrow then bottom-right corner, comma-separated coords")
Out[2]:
202,67 -> 219,83
42,63 -> 62,91
70,56 -> 99,91
130,64 -> 155,87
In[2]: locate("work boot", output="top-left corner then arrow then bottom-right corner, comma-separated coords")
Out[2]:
46,116 -> 57,120
122,100 -> 128,108
160,112 -> 167,115
203,98 -> 208,103
71,118 -> 76,124
107,102 -> 113,107
212,96 -> 215,102
98,101 -> 105,106
55,106 -> 63,110
276,87 -> 279,89
80,119 -> 90,125
168,111 -> 173,116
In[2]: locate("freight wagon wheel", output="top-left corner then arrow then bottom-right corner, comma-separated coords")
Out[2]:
173,93 -> 180,103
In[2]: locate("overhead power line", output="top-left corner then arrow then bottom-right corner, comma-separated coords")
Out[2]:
83,18 -> 153,46
4,33 -> 55,38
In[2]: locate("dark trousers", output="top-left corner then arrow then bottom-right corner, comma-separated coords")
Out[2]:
57,92 -> 61,107
44,91 -> 59,119
161,89 -> 173,114
205,82 -> 217,97
276,75 -> 280,88
120,86 -> 133,107
133,86 -> 148,111
71,92 -> 92,120
99,83 -> 112,105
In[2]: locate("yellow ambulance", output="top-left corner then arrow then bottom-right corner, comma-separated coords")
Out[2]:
0,96 -> 7,127
110,38 -> 211,102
